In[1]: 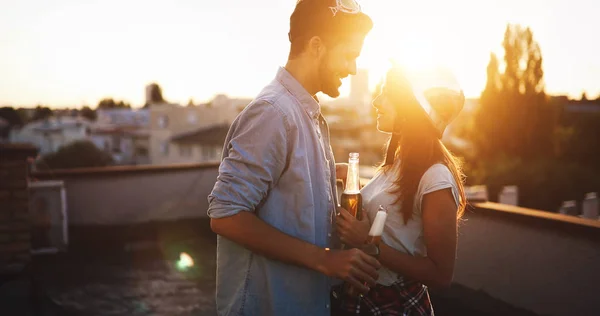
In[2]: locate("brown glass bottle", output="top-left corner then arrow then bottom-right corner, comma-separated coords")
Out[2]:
340,152 -> 363,220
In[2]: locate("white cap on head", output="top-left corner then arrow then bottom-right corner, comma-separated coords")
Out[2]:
383,64 -> 466,165
388,61 -> 465,138
407,66 -> 465,138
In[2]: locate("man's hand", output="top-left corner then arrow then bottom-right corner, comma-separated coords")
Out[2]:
335,206 -> 371,248
318,248 -> 381,294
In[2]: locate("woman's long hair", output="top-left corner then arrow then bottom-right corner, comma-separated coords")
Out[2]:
381,86 -> 466,224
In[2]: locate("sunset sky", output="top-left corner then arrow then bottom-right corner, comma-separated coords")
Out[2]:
0,0 -> 598,108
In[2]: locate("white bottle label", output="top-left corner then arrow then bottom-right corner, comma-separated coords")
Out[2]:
369,210 -> 387,237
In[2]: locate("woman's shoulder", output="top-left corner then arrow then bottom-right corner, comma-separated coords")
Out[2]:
412,163 -> 461,211
418,163 -> 457,194
424,163 -> 452,177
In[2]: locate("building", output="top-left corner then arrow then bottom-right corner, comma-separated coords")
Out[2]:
328,118 -> 388,167
169,124 -> 230,163
149,94 -> 251,165
349,68 -> 371,118
90,108 -> 151,165
89,128 -> 150,165
322,68 -> 373,124
96,108 -> 150,127
9,116 -> 93,155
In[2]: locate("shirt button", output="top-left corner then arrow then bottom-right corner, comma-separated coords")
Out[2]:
326,304 -> 330,309
328,194 -> 332,202
328,233 -> 331,237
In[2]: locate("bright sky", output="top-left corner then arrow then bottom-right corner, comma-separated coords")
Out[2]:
0,0 -> 598,108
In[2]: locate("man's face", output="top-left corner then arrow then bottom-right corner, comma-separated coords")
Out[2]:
316,34 -> 365,98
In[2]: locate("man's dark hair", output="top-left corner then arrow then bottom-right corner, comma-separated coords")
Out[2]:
288,0 -> 373,59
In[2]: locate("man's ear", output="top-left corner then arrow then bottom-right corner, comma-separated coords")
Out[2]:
307,36 -> 326,58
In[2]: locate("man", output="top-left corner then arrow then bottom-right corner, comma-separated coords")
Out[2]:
208,1 -> 378,315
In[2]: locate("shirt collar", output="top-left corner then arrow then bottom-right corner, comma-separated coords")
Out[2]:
276,67 -> 321,120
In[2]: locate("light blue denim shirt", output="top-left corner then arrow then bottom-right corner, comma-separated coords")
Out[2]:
208,67 -> 339,316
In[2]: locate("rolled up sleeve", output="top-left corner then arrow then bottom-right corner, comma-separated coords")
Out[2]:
207,100 -> 289,219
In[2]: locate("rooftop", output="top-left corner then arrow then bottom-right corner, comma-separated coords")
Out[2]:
1,162 -> 598,316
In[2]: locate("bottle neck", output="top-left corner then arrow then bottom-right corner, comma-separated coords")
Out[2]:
345,157 -> 360,193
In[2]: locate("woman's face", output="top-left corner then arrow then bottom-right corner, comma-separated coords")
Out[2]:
372,80 -> 397,134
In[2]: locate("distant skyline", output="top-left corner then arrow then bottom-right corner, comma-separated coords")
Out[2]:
1,0 -> 598,108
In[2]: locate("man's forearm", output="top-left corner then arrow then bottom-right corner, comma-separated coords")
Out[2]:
211,211 -> 328,275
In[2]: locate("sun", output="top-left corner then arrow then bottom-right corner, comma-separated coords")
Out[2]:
356,0 -> 472,95
358,32 -> 452,95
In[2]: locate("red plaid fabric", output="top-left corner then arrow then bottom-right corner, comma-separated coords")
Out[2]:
330,278 -> 434,316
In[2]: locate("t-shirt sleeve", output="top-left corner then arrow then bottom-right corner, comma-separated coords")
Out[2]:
415,164 -> 460,213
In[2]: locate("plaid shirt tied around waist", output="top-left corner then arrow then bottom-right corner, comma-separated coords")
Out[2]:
331,278 -> 434,316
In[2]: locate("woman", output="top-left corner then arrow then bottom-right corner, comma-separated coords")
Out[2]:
332,65 -> 467,315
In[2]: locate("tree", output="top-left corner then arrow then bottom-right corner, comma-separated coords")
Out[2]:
80,106 -> 97,121
31,106 -> 53,122
0,107 -> 23,139
36,140 -> 114,170
97,98 -> 131,109
461,24 -> 575,212
16,108 -> 31,124
0,107 -> 24,126
146,83 -> 166,106
471,24 -> 554,161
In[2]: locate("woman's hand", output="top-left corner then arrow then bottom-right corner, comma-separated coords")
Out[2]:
335,206 -> 370,248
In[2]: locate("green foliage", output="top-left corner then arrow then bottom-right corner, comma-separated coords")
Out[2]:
80,106 -> 97,121
143,83 -> 166,108
97,98 -> 131,109
31,106 -> 54,122
36,140 -> 114,170
472,24 -> 555,161
462,23 -> 600,212
465,156 -> 600,212
0,107 -> 24,126
558,112 -> 600,168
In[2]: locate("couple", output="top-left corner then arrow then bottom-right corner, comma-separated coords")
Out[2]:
208,0 -> 466,315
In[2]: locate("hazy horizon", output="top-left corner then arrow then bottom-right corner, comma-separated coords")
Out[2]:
1,0 -> 598,108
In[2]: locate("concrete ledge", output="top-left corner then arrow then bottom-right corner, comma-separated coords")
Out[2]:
455,202 -> 600,316
32,162 -> 220,179
473,201 -> 600,229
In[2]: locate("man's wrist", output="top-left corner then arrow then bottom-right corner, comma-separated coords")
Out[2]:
362,243 -> 380,258
310,246 -> 331,276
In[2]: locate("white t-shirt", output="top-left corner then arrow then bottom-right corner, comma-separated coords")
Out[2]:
360,161 -> 460,286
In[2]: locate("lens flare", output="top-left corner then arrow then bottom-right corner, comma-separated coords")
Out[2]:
176,252 -> 194,271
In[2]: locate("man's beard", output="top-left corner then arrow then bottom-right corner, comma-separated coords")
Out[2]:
317,58 -> 341,98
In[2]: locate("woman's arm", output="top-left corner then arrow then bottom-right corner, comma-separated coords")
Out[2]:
376,188 -> 458,289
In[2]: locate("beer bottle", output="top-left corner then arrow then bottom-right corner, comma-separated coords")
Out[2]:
340,152 -> 362,220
